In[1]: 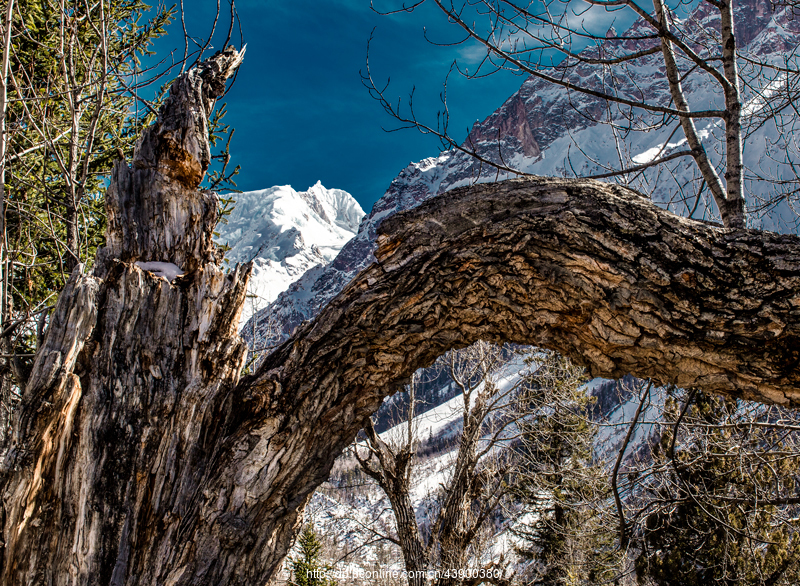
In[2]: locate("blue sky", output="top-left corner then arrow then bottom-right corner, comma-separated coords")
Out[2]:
152,1 -> 528,212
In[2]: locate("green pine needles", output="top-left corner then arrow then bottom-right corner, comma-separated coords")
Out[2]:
290,525 -> 337,586
635,390 -> 800,586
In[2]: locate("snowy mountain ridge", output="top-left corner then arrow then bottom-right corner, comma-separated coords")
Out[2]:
214,181 -> 364,325
244,0 -> 800,346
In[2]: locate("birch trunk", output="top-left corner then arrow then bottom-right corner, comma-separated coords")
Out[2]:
1,45 -> 800,586
719,0 -> 746,224
653,0 -> 745,229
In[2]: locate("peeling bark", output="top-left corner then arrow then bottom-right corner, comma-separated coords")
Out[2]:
2,44 -> 800,586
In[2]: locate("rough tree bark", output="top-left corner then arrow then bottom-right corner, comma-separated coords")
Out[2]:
2,46 -> 800,585
1,47 -> 251,585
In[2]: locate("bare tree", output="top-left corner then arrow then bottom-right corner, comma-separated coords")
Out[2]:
365,0 -> 800,229
354,342 -> 519,585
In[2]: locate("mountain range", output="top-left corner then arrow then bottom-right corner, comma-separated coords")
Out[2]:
242,0 -> 799,350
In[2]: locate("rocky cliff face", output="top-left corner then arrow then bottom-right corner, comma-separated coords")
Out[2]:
244,0 -> 799,347
215,181 -> 364,325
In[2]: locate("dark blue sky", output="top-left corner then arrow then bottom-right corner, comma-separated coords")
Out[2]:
154,1 -> 527,212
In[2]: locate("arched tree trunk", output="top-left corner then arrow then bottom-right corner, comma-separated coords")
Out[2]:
2,48 -> 800,586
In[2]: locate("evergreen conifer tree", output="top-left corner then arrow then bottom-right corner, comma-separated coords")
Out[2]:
511,351 -> 624,584
290,525 -> 337,586
635,390 -> 800,586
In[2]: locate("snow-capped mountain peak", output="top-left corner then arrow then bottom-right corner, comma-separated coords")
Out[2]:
215,182 -> 365,325
303,180 -> 364,234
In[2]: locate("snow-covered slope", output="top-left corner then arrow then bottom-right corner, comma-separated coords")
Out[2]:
245,0 -> 799,346
215,182 -> 364,325
300,367 -> 646,580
